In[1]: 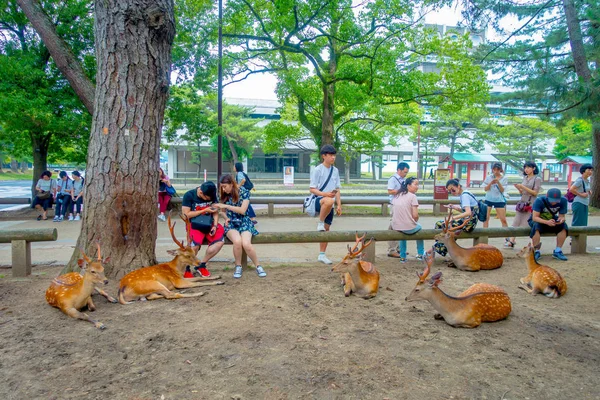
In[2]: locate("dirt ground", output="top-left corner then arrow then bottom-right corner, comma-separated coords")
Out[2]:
1,252 -> 599,400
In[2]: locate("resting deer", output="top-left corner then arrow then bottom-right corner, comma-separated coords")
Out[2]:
517,243 -> 567,298
46,243 -> 117,330
118,214 -> 224,304
331,232 -> 379,299
405,250 -> 512,328
434,212 -> 503,271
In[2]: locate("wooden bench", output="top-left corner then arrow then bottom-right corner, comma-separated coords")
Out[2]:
0,228 -> 58,277
235,226 -> 597,267
469,180 -> 483,188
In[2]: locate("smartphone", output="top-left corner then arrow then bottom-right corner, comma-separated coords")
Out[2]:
331,189 -> 338,195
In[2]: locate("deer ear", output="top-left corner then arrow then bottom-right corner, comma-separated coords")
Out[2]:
77,259 -> 84,267
359,260 -> 373,273
166,249 -> 178,256
103,257 -> 111,263
429,271 -> 442,286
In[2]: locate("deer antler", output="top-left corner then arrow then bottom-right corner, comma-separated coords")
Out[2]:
417,262 -> 431,283
442,209 -> 453,233
180,213 -> 192,247
167,213 -> 185,249
349,232 -> 366,254
96,240 -> 102,261
447,218 -> 469,232
351,237 -> 373,257
80,247 -> 92,263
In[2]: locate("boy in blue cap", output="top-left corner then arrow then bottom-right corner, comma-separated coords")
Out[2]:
529,188 -> 568,261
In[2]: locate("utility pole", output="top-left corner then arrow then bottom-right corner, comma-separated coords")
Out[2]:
417,122 -> 422,180
217,0 -> 223,180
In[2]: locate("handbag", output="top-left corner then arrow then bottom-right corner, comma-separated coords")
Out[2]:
566,178 -> 585,203
190,213 -> 213,233
242,172 -> 254,190
465,192 -> 488,222
165,185 -> 177,196
516,177 -> 537,212
36,191 -> 51,200
303,167 -> 334,217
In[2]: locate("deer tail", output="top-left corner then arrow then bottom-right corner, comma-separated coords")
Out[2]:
118,285 -> 133,305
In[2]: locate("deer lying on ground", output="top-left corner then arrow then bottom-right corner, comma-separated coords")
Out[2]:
405,250 -> 512,328
331,232 -> 380,299
46,243 -> 116,330
118,214 -> 224,304
434,212 -> 503,271
517,243 -> 567,298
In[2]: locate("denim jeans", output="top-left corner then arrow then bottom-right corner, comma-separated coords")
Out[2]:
398,224 -> 424,258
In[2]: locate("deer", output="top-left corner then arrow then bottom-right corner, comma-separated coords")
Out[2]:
331,232 -> 380,299
517,243 -> 567,298
434,211 -> 503,271
118,213 -> 224,304
405,249 -> 512,328
46,243 -> 117,330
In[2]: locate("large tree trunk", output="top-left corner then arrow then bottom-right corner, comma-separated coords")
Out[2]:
322,82 -> 335,146
64,0 -> 175,277
20,160 -> 28,173
16,0 -> 96,114
30,133 -> 50,196
10,159 -> 19,173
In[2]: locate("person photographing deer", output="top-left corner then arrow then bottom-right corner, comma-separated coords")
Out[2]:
309,144 -> 342,265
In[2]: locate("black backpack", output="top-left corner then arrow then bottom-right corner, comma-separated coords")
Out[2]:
465,192 -> 488,222
242,172 -> 254,190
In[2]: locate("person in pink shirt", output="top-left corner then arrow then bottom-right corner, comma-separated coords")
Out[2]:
391,177 -> 424,263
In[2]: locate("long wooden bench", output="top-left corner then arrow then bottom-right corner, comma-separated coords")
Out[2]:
169,196 -> 531,217
0,228 -> 58,277
235,226 -> 597,267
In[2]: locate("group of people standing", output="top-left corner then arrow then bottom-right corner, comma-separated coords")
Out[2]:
32,170 -> 84,222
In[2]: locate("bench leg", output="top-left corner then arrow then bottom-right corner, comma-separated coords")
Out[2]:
362,241 -> 376,263
571,234 -> 587,254
268,203 -> 274,218
433,204 -> 440,216
473,236 -> 488,246
241,248 -> 248,268
12,240 -> 31,277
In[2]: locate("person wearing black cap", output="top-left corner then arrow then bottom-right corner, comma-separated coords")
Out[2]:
529,188 -> 568,261
181,181 -> 226,277
309,144 -> 342,265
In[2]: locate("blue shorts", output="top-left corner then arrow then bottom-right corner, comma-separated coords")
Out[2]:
315,196 -> 334,225
484,200 -> 506,209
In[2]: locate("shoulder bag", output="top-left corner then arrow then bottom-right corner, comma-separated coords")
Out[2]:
303,167 -> 334,217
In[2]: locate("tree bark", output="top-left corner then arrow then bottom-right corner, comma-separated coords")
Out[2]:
10,159 -> 19,173
30,133 -> 50,196
64,0 -> 175,277
322,81 -> 335,146
20,160 -> 28,173
16,0 -> 96,114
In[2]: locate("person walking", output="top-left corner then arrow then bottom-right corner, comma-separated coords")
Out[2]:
69,171 -> 84,221
391,177 -> 425,263
386,162 -> 410,258
570,163 -> 593,228
53,171 -> 73,222
32,170 -> 56,221
181,181 -> 225,278
505,161 -> 542,248
428,168 -> 434,179
214,174 -> 266,279
157,167 -> 173,222
234,162 -> 258,225
433,179 -> 479,256
482,162 -> 508,228
309,144 -> 342,265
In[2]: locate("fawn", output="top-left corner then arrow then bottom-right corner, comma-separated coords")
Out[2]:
46,243 -> 117,330
406,249 -> 512,328
434,211 -> 503,271
331,232 -> 380,299
118,214 -> 224,304
517,243 -> 567,298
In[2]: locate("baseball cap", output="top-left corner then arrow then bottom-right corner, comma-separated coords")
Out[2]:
546,188 -> 562,202
320,144 -> 337,155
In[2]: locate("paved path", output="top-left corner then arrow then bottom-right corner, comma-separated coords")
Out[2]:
2,214 -> 600,268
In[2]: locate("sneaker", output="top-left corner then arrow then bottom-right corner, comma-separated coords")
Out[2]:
183,266 -> 194,279
252,220 -> 258,225
387,251 -> 401,258
74,215 -> 81,221
399,257 -> 407,263
233,265 -> 243,279
53,216 -> 59,222
256,265 -> 267,277
504,239 -> 515,248
158,214 -> 166,222
58,215 -> 64,222
552,249 -> 568,261
317,254 -> 332,265
415,255 -> 424,261
68,215 -> 74,221
37,215 -> 42,221
194,266 -> 211,277
317,221 -> 325,232
534,250 -> 541,262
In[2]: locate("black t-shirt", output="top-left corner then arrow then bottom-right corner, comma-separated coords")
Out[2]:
182,188 -> 214,211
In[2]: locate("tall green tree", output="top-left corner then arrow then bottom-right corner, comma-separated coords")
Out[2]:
553,119 -> 592,160
462,0 -> 600,205
224,0 -> 489,154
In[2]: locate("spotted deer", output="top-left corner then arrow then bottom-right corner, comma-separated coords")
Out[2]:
517,243 -> 567,298
405,250 -> 512,328
118,214 -> 224,304
46,243 -> 116,330
434,212 -> 503,271
331,232 -> 380,299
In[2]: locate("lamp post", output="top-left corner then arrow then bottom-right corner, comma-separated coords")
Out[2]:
217,0 -> 223,180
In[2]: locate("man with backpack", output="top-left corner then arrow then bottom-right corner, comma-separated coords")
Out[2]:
386,162 -> 409,258
529,188 -> 569,261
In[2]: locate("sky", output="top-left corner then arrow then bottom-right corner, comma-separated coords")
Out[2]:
222,4 -> 467,101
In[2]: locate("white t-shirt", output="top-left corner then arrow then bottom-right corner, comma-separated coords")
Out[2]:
459,191 -> 479,209
309,164 -> 340,194
483,174 -> 508,203
387,173 -> 405,203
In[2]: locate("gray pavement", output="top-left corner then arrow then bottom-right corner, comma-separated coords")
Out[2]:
2,214 -> 600,268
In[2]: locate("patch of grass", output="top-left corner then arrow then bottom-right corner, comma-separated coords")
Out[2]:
0,171 -> 34,181
0,274 -> 5,279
